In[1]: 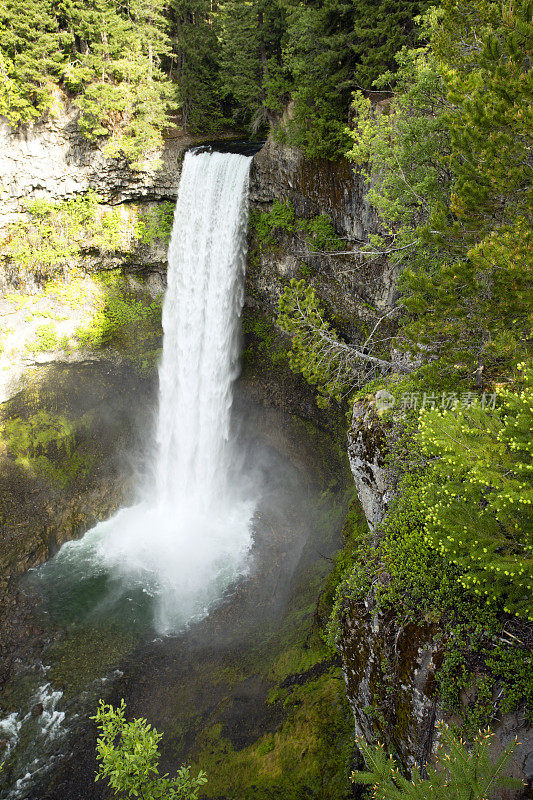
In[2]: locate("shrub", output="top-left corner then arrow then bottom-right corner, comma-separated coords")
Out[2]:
93,700 -> 207,800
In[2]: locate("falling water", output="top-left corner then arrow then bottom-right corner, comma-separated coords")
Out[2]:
38,151 -> 255,633
156,151 -> 251,506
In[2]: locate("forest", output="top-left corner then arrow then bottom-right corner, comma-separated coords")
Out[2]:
0,0 -> 431,164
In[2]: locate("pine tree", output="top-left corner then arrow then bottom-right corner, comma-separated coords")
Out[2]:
277,278 -> 407,406
169,0 -> 222,133
278,0 -> 431,159
217,0 -> 285,130
417,365 -> 533,620
346,1 -> 532,383
62,0 -> 177,168
0,0 -> 67,122
401,0 -> 533,381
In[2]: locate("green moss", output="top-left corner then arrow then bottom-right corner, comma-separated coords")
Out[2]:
75,271 -> 162,374
46,624 -> 140,698
192,672 -> 356,800
0,409 -> 96,489
27,322 -> 61,353
135,202 -> 175,245
241,306 -> 289,376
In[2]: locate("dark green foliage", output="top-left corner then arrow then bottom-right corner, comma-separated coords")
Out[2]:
169,0 -> 222,132
352,723 -> 521,799
252,201 -> 343,255
347,1 -> 533,382
277,0 -> 431,158
304,216 -> 343,252
64,0 -> 177,167
0,0 -> 432,158
217,0 -> 286,130
0,0 -> 66,122
251,199 -> 297,246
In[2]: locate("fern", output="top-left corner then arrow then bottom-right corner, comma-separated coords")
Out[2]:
352,723 -> 522,799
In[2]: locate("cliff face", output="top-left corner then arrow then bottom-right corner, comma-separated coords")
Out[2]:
342,399 -> 533,796
0,109 -> 183,229
241,138 -> 400,437
249,137 -> 398,314
247,142 -> 531,794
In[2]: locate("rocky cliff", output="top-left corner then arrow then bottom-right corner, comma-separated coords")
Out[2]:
247,140 -> 531,795
0,108 -> 183,228
342,398 -> 533,796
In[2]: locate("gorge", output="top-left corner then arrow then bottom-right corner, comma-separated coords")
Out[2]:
0,14 -> 532,792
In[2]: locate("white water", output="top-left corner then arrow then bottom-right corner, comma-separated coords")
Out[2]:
0,681 -> 66,800
39,151 -> 255,633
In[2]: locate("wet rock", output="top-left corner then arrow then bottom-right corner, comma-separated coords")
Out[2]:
347,398 -> 394,534
31,703 -> 44,718
248,137 -> 399,313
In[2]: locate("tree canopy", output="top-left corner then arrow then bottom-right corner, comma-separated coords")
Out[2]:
0,0 -> 432,163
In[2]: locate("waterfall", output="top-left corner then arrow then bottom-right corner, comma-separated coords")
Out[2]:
39,151 -> 255,634
156,151 -> 251,507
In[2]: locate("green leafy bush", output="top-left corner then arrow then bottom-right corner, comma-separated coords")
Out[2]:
1,195 -> 174,283
93,700 -> 207,799
136,203 -> 175,245
304,215 -> 343,253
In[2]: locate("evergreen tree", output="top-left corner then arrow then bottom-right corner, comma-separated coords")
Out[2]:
63,0 -> 177,168
169,0 -> 222,132
417,365 -> 533,620
217,0 -> 285,130
400,0 -> 533,382
0,0 -> 66,122
347,1 -> 532,383
278,0 -> 431,159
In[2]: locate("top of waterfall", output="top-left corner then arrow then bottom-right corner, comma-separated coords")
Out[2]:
191,140 -> 265,157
